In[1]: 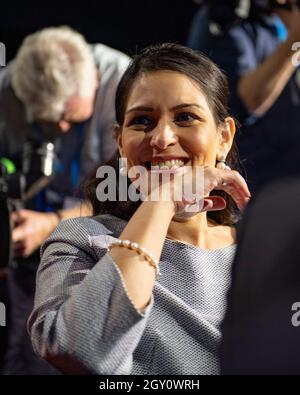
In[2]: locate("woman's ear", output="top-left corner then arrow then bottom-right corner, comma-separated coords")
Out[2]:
217,117 -> 236,158
114,124 -> 124,157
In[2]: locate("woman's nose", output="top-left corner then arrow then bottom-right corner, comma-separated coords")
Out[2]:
150,122 -> 177,150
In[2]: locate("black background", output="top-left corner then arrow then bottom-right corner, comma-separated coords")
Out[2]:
0,0 -> 199,62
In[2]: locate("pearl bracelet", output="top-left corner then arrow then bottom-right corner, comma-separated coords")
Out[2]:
107,239 -> 161,276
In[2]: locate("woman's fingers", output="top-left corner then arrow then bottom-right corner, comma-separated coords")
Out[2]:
142,164 -> 250,213
204,196 -> 227,211
209,168 -> 251,211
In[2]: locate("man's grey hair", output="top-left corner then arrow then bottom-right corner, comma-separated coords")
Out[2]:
11,26 -> 96,122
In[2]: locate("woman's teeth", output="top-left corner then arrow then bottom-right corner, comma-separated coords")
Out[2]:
151,159 -> 185,170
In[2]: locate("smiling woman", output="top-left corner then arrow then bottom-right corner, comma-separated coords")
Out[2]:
28,43 -> 251,375
86,44 -> 244,225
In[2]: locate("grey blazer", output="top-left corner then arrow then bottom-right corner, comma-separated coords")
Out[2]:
28,214 -> 235,375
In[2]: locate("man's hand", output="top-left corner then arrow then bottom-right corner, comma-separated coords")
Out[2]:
11,209 -> 59,258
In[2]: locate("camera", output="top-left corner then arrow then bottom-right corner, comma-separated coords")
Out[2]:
0,140 -> 56,267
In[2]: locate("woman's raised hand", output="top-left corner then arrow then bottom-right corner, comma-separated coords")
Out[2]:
170,164 -> 251,217
131,163 -> 250,216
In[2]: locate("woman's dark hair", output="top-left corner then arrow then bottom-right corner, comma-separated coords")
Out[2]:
83,43 -> 240,225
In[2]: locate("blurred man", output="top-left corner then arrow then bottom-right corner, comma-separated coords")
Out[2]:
0,26 -> 130,374
188,0 -> 300,195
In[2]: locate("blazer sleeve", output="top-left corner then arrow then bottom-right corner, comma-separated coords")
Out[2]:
27,218 -> 154,375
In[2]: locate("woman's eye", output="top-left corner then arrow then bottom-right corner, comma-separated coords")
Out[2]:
176,112 -> 199,123
128,116 -> 153,127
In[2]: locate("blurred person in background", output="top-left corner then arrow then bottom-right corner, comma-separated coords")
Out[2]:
221,176 -> 300,374
187,0 -> 300,195
0,26 -> 130,374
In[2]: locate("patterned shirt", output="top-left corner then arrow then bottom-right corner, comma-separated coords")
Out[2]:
28,214 -> 236,375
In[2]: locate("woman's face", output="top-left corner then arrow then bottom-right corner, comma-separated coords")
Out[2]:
118,70 -> 233,174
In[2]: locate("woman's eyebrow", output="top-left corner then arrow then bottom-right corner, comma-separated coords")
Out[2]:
126,106 -> 154,114
126,103 -> 205,114
171,103 -> 205,111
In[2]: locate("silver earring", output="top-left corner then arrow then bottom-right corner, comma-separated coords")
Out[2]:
216,155 -> 231,170
119,157 -> 128,176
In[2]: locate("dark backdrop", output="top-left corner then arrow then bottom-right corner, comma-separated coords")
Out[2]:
0,0 -> 199,62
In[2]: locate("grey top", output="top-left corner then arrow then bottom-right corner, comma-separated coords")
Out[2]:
28,214 -> 236,375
